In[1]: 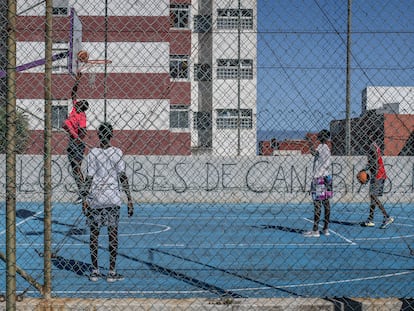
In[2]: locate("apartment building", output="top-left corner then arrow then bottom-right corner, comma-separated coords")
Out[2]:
14,0 -> 257,156
331,86 -> 414,156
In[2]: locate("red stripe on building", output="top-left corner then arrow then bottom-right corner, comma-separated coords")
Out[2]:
115,130 -> 191,155
168,30 -> 192,54
16,16 -> 190,51
26,130 -> 190,155
82,16 -> 170,42
16,73 -> 176,99
17,16 -> 69,42
170,82 -> 191,105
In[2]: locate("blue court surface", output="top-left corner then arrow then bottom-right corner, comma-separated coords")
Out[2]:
0,201 -> 413,299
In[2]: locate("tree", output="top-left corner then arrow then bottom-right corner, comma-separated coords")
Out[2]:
0,107 -> 29,153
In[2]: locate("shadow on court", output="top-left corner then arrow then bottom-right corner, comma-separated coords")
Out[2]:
254,224 -> 306,234
3,202 -> 414,300
330,219 -> 363,226
52,256 -> 92,277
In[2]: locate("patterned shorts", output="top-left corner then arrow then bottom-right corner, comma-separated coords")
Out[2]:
311,176 -> 333,201
86,206 -> 121,228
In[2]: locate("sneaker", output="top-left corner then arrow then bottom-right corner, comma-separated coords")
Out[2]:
89,270 -> 103,282
361,220 -> 375,227
106,271 -> 124,282
380,216 -> 394,229
303,230 -> 320,238
323,229 -> 330,236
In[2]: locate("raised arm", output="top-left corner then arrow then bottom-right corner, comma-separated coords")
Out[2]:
71,72 -> 82,101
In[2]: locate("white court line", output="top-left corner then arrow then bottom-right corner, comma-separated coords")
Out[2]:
157,242 -> 356,248
1,242 -> 354,248
24,270 -> 412,296
0,210 -> 44,236
129,216 -> 285,220
354,234 -> 414,241
0,221 -> 170,247
275,271 -> 414,288
325,229 -> 356,245
303,218 -> 356,244
118,222 -> 171,237
396,223 -> 414,227
222,243 -> 353,248
232,270 -> 414,291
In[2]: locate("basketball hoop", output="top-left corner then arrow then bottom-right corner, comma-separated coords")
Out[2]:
76,59 -> 112,88
77,59 -> 112,73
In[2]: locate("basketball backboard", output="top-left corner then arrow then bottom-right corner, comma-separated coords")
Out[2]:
68,7 -> 82,75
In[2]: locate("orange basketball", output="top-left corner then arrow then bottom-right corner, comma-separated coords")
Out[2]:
357,170 -> 370,184
77,50 -> 89,63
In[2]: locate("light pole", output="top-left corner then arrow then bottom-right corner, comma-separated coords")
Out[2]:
345,0 -> 352,155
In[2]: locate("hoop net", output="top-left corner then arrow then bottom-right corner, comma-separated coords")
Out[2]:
77,59 -> 112,88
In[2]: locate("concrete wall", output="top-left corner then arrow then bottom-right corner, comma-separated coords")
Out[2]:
2,155 -> 414,204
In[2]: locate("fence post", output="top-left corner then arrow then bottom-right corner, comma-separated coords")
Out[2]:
5,0 -> 17,309
43,0 -> 53,299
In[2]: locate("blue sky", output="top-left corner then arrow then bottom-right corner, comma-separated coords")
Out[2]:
256,0 -> 414,134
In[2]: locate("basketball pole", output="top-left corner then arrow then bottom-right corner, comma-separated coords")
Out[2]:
104,0 -> 108,122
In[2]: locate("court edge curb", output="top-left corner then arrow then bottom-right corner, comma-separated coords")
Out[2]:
1,297 -> 412,310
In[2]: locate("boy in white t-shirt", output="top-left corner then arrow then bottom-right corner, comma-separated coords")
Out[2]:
82,122 -> 134,282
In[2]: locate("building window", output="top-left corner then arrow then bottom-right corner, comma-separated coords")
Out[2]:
52,101 -> 68,130
194,63 -> 212,81
217,8 -> 253,30
217,59 -> 253,80
170,4 -> 189,29
170,55 -> 189,79
194,15 -> 212,33
170,105 -> 189,129
52,0 -> 69,15
216,109 -> 252,129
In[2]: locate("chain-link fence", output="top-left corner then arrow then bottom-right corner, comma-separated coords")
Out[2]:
1,0 -> 414,310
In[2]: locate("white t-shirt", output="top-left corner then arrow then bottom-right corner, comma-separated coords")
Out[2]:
313,143 -> 331,178
86,146 -> 125,209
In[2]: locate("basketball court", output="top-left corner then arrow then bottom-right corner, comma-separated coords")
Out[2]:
0,5 -> 413,302
1,201 -> 413,299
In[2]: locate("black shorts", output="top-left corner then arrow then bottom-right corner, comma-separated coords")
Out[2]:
67,140 -> 85,163
86,206 -> 121,228
369,178 -> 385,197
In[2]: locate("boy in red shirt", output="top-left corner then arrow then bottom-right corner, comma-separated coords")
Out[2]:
63,73 -> 89,203
361,140 -> 394,229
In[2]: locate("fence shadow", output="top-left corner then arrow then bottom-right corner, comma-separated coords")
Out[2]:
52,256 -> 94,277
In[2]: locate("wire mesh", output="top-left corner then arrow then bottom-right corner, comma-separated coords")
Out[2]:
1,0 -> 414,310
